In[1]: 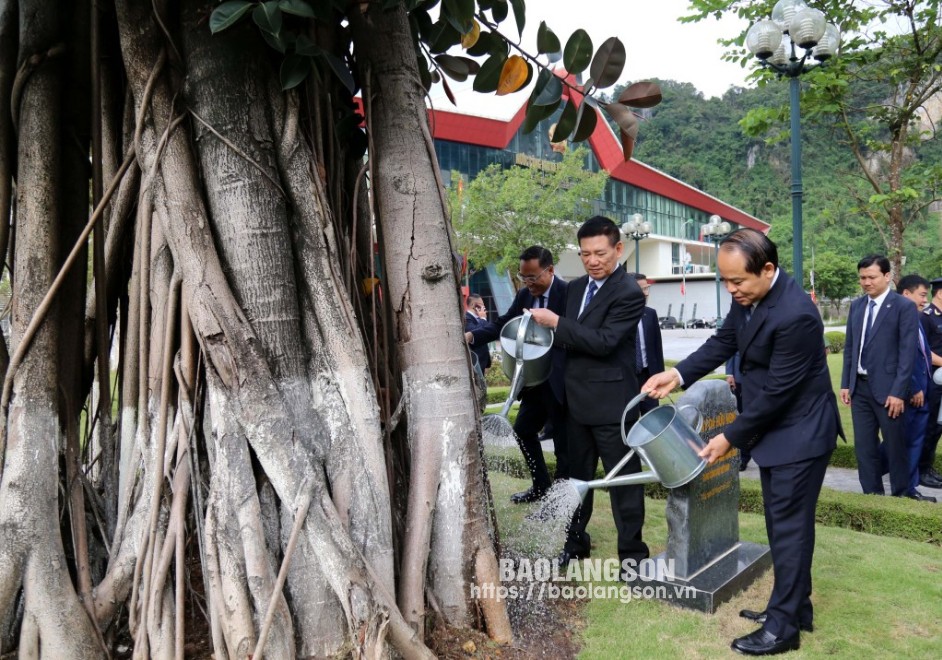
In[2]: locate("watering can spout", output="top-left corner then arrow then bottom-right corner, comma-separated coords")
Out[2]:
568,472 -> 662,502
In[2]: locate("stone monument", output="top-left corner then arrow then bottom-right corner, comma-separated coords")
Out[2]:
648,379 -> 771,612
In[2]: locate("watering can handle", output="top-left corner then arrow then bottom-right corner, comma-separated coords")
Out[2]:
620,391 -> 653,445
676,404 -> 703,433
515,310 -> 532,361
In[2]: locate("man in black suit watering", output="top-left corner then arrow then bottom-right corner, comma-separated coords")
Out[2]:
467,246 -> 568,502
529,217 -> 649,571
644,229 -> 840,656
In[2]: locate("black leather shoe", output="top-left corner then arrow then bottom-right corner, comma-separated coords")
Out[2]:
731,628 -> 800,655
906,490 -> 938,502
918,472 -> 942,489
556,549 -> 590,567
739,610 -> 813,633
510,487 -> 547,504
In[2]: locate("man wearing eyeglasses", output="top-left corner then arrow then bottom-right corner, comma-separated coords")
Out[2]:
466,245 -> 569,503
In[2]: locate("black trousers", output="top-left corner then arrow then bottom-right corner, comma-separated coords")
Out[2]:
636,368 -> 658,415
851,378 -> 909,496
564,418 -> 648,564
920,380 -> 942,473
513,383 -> 569,490
759,451 -> 831,640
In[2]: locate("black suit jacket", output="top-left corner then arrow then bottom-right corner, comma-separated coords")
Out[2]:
841,291 -> 918,403
554,266 -> 644,426
676,271 -> 840,467
471,277 -> 568,403
638,306 -> 664,374
464,311 -> 491,370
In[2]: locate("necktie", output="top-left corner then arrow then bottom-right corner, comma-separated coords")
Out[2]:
584,281 -> 597,310
636,322 -> 645,373
539,295 -> 546,309
744,306 -> 753,324
861,300 -> 877,367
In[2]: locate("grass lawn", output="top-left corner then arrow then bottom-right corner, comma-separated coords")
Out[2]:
490,470 -> 942,659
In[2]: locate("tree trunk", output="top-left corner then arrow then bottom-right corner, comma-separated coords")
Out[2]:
0,0 -> 510,656
350,3 -> 511,641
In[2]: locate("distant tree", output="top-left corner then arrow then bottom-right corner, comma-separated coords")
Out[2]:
811,251 -> 858,316
450,147 -> 608,275
687,0 -> 942,279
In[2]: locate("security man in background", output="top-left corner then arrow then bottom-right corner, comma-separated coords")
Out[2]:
918,277 -> 942,489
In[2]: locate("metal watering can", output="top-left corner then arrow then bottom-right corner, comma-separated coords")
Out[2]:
495,311 -> 554,417
569,392 -> 707,501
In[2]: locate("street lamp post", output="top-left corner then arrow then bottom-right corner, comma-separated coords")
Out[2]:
702,214 -> 731,326
745,0 -> 840,289
622,213 -> 652,273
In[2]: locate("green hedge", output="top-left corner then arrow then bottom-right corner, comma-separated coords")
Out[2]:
485,450 -> 942,545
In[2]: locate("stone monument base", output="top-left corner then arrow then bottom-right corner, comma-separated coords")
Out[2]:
649,541 -> 771,613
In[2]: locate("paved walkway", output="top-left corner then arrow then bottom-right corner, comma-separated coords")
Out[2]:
739,461 -> 942,500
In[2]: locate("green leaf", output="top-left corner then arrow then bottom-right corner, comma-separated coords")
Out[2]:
536,21 -> 561,55
429,19 -> 461,53
322,51 -> 356,94
563,29 -> 593,75
295,34 -> 320,56
509,0 -> 526,37
209,1 -> 254,34
589,37 -> 625,89
259,29 -> 287,53
466,31 -> 496,57
278,0 -> 316,18
435,54 -> 471,82
253,1 -> 283,34
280,54 -> 311,89
473,52 -> 507,93
532,71 -> 562,106
551,100 -> 577,143
521,98 -> 559,134
491,0 -> 508,23
443,0 -> 474,33
571,101 -> 598,142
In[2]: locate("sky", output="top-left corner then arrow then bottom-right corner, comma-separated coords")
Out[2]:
517,0 -> 751,99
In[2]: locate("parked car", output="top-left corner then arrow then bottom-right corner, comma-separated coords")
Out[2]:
658,316 -> 678,329
685,318 -> 709,329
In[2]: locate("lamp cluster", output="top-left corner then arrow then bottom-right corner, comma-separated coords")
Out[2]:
701,215 -> 731,241
745,0 -> 840,68
622,213 -> 652,240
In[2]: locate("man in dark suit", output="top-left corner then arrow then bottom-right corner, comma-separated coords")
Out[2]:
917,277 -> 942,488
725,352 -> 751,470
464,293 -> 492,376
840,255 -> 918,498
893,275 -> 936,501
529,217 -> 649,571
631,272 -> 664,414
466,246 -> 568,502
644,229 -> 840,656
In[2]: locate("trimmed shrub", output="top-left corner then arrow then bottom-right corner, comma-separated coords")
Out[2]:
824,331 -> 846,354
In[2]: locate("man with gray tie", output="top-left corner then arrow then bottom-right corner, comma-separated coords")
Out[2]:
840,255 -> 918,497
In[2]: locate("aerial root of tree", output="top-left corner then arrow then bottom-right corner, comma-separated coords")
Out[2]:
0,0 -> 514,656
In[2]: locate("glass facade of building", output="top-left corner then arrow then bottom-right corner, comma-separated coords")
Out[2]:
434,111 -> 742,248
